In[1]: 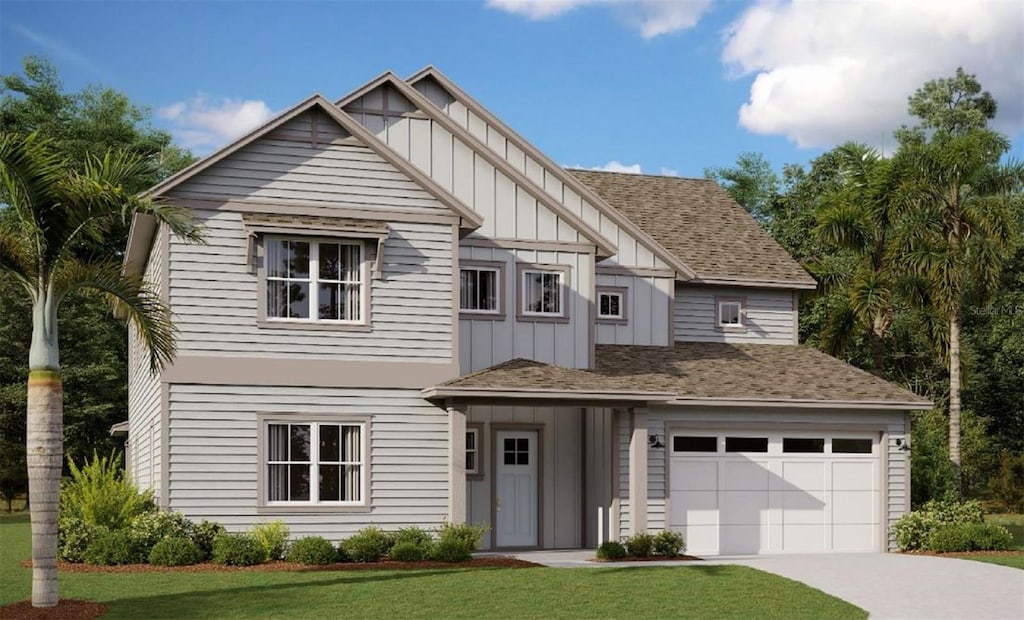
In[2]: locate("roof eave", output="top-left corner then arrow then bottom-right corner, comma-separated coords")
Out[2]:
123,213 -> 157,278
421,386 -> 676,403
689,276 -> 818,290
667,397 -> 932,410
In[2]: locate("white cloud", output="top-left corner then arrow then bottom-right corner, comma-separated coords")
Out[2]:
589,160 -> 645,173
158,95 -> 275,152
659,166 -> 680,176
12,23 -> 110,79
722,0 -> 1024,149
486,0 -> 712,39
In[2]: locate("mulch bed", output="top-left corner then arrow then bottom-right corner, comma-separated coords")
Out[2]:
19,556 -> 538,573
0,599 -> 108,620
590,554 -> 703,562
914,550 -> 1024,558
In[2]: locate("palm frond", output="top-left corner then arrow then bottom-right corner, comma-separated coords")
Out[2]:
0,229 -> 37,293
0,132 -> 64,264
51,260 -> 176,374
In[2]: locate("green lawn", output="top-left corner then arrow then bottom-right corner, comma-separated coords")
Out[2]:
0,514 -> 866,619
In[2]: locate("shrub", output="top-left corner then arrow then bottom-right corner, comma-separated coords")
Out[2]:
191,520 -> 226,560
340,526 -> 392,563
211,533 -> 264,566
149,537 -> 203,566
596,540 -> 627,560
83,527 -> 147,565
287,536 -> 338,565
251,520 -> 290,561
390,540 -> 431,562
57,514 -> 95,563
652,530 -> 685,557
391,526 -> 433,548
435,522 -> 485,550
990,452 -> 1024,513
624,532 -> 655,558
927,523 -> 1014,553
429,538 -> 474,562
129,510 -> 196,554
891,498 -> 986,551
62,451 -> 154,530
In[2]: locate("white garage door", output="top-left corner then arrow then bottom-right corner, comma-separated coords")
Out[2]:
669,431 -> 880,555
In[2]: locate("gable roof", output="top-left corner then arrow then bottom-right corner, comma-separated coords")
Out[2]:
337,71 -> 619,258
569,170 -> 817,288
427,343 -> 930,408
406,66 -> 698,280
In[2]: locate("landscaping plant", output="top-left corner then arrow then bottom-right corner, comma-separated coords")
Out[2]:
251,520 -> 290,561
624,532 -> 655,558
652,530 -> 686,557
596,541 -> 627,560
83,527 -> 147,565
390,541 -> 431,562
285,536 -> 337,565
927,522 -> 1014,553
62,452 -> 154,530
340,526 -> 392,563
211,533 -> 264,567
891,497 -> 986,550
428,522 -> 486,563
148,537 -> 203,566
190,520 -> 227,561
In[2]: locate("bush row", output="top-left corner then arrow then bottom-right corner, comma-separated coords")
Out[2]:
891,498 -> 1013,552
596,530 -> 685,560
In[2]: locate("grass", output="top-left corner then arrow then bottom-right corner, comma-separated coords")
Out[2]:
0,514 -> 867,619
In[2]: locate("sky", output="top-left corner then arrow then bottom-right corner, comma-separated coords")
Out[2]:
1,0 -> 1022,178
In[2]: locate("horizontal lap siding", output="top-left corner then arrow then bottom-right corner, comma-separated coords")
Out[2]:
596,274 -> 673,346
127,226 -> 163,501
674,285 -> 796,345
459,245 -> 592,370
169,210 -> 453,361
414,77 -> 669,270
167,385 -> 448,539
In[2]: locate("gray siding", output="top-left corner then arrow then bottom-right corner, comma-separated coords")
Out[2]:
459,244 -> 592,371
583,408 -> 615,547
595,273 -> 673,346
167,384 -> 448,538
674,284 -> 796,345
127,226 -> 164,501
167,112 -> 450,214
413,76 -> 670,270
466,405 -> 583,549
169,210 -> 454,361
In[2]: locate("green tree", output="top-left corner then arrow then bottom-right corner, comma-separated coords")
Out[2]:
891,69 -> 1024,477
704,152 -> 779,224
0,132 -> 202,607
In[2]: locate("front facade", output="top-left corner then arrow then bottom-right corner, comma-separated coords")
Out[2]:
124,67 -> 930,554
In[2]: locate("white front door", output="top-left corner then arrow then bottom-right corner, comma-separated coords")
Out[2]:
495,430 -> 538,547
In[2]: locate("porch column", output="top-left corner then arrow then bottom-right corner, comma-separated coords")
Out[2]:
447,401 -> 467,524
628,406 -> 648,534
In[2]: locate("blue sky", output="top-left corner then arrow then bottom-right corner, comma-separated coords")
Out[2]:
2,1 -> 1021,178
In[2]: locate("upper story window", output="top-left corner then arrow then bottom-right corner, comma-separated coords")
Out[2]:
716,298 -> 745,332
460,264 -> 501,315
266,421 -> 365,505
519,267 -> 567,320
597,287 -> 627,323
265,238 -> 364,323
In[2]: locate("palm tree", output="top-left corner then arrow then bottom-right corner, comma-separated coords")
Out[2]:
891,128 -> 1024,478
0,132 -> 202,607
813,143 -> 903,376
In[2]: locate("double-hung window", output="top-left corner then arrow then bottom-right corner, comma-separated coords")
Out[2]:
716,298 -> 745,331
520,268 -> 566,318
265,238 -> 364,323
266,421 -> 364,505
460,265 -> 501,314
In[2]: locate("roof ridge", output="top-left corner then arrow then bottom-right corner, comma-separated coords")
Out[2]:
566,167 -> 715,183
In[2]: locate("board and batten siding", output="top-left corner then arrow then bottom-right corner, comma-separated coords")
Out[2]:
595,273 -> 673,346
466,405 -> 583,549
166,385 -> 448,538
674,284 -> 796,345
412,77 -> 669,270
127,225 -> 164,502
615,407 -> 909,551
168,210 -> 453,361
459,244 -> 592,371
166,112 -> 451,214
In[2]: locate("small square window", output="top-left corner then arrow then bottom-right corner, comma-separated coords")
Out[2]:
518,266 -> 568,320
718,301 -> 743,328
597,289 -> 627,322
460,266 -> 501,314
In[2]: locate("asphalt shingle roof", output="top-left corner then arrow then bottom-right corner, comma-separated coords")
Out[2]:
568,169 -> 816,286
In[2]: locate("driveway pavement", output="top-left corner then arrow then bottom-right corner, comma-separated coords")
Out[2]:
510,551 -> 1024,619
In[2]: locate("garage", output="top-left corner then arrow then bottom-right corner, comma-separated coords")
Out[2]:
668,430 -> 881,555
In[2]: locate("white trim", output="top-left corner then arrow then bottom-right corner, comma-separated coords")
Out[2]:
263,419 -> 367,507
263,237 -> 367,325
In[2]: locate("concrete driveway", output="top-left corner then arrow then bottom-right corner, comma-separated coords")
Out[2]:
724,553 -> 1023,619
510,551 -> 1024,619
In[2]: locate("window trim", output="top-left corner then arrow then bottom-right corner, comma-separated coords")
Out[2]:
256,413 -> 371,514
459,261 -> 506,320
466,423 -> 484,478
257,235 -> 372,332
516,263 -> 571,323
714,296 -> 747,333
596,286 -> 629,324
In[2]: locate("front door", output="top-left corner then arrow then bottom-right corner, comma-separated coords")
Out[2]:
495,430 -> 538,547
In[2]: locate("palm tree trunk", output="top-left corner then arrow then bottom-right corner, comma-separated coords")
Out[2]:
869,332 -> 885,377
27,369 -> 62,608
948,308 -> 962,494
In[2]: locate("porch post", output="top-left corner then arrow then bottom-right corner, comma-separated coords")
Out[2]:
628,406 -> 648,534
447,401 -> 467,524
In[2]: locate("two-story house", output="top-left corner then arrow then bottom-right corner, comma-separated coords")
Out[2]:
123,67 -> 930,556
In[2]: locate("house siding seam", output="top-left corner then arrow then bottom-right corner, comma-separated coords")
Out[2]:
674,284 -> 796,345
166,384 -> 448,538
127,225 -> 164,501
168,210 -> 453,361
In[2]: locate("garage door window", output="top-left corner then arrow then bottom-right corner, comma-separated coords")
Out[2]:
783,437 -> 825,453
724,437 -> 768,452
833,438 -> 873,453
673,436 -> 717,452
